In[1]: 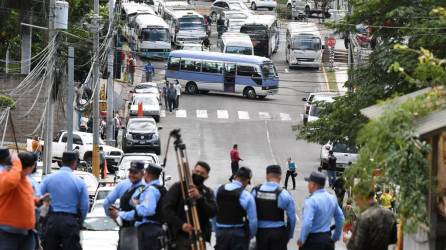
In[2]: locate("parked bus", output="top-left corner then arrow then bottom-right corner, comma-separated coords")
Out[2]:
134,14 -> 171,58
240,14 -> 279,57
285,22 -> 322,68
218,32 -> 254,55
121,3 -> 157,47
165,50 -> 279,99
162,7 -> 207,46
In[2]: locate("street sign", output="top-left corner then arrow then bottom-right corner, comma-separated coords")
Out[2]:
326,37 -> 336,48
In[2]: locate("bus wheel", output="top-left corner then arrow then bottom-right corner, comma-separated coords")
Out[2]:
186,82 -> 198,95
244,87 -> 257,99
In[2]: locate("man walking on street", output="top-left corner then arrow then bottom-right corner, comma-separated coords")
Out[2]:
175,80 -> 181,110
214,167 -> 257,250
127,54 -> 136,85
144,61 -> 155,82
99,146 -> 106,179
252,165 -> 296,250
284,157 -> 297,190
346,182 -> 397,250
163,161 -> 217,249
40,151 -> 89,250
229,144 -> 243,181
104,161 -> 145,250
114,113 -> 122,147
162,83 -> 168,109
327,150 -> 337,188
0,149 -> 39,250
110,163 -> 166,250
298,171 -> 344,250
167,83 -> 177,113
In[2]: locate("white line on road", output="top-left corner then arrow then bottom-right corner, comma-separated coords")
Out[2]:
265,120 -> 278,165
280,113 -> 292,121
238,111 -> 250,120
160,110 -> 166,118
259,112 -> 272,120
176,109 -> 187,118
217,110 -> 229,119
196,110 -> 208,118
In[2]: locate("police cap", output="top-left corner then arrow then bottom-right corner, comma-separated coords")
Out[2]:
129,161 -> 145,172
18,152 -> 37,168
235,166 -> 252,180
0,148 -> 11,162
304,171 -> 326,187
62,151 -> 79,164
266,165 -> 282,175
146,163 -> 162,176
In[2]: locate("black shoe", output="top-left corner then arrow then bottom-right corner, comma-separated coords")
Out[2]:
292,187 -> 296,190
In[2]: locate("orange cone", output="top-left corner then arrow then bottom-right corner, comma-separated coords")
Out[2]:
137,102 -> 144,117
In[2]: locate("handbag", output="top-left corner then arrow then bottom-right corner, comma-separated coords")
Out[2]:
292,171 -> 297,177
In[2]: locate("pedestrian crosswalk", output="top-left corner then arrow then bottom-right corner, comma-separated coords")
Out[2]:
159,109 -> 298,122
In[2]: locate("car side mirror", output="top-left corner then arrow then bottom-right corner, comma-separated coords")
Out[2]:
302,97 -> 307,102
158,126 -> 163,130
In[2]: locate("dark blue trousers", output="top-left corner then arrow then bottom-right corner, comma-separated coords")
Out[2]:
137,223 -> 163,250
300,232 -> 334,250
215,228 -> 249,250
0,230 -> 35,250
44,213 -> 82,250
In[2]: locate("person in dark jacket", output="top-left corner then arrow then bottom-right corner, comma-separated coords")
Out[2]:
163,161 -> 217,250
166,83 -> 177,113
327,150 -> 337,188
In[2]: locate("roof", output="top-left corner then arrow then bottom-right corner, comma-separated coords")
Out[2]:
122,3 -> 156,15
243,14 -> 276,26
135,14 -> 169,29
165,9 -> 203,19
414,109 -> 446,138
221,32 -> 252,45
169,50 -> 271,64
128,117 -> 156,123
360,87 -> 432,119
287,22 -> 320,36
164,1 -> 191,8
312,96 -> 335,103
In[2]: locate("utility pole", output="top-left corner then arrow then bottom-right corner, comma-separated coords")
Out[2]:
106,0 -> 115,146
67,47 -> 74,151
43,0 -> 56,175
92,0 -> 101,178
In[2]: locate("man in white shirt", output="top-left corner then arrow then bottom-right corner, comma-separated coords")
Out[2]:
175,81 -> 181,110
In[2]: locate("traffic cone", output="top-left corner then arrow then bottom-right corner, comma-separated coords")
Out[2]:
137,102 -> 144,117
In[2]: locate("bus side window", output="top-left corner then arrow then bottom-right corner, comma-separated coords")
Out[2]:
181,59 -> 201,72
202,61 -> 223,74
237,65 -> 256,77
168,57 -> 180,70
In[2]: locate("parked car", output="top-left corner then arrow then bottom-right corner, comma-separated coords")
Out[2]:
320,141 -> 359,171
26,131 -> 123,170
132,82 -> 161,102
116,153 -> 160,180
302,91 -> 338,123
122,117 -> 162,154
180,43 -> 206,51
81,208 -> 119,250
290,0 -> 331,18
129,93 -> 161,122
249,0 -> 277,10
210,0 -> 253,21
92,186 -> 114,208
73,170 -> 99,205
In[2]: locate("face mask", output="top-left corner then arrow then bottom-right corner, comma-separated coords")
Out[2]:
192,173 -> 205,186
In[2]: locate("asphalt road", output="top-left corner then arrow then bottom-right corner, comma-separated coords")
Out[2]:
114,4 -> 346,248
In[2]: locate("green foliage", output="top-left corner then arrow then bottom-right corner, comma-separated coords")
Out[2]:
0,95 -> 16,109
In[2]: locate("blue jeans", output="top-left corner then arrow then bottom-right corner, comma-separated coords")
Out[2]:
327,170 -> 336,187
0,230 -> 35,250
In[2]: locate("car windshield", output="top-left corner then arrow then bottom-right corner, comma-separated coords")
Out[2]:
333,143 -> 359,154
241,25 -> 267,35
225,46 -> 252,55
292,36 -> 321,51
135,85 -> 158,91
83,217 -> 119,231
128,120 -> 156,131
119,156 -> 155,170
229,2 -> 248,10
142,28 -> 170,42
182,45 -> 202,51
261,63 -> 277,78
95,190 -> 111,200
309,105 -> 323,116
133,96 -> 157,105
226,13 -> 248,19
179,17 -> 205,30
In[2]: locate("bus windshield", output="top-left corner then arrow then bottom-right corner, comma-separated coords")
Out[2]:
241,25 -> 267,35
292,36 -> 321,51
225,46 -> 252,55
142,28 -> 170,42
261,63 -> 277,78
179,17 -> 205,30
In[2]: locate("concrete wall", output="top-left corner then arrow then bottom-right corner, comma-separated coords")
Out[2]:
0,73 -> 67,143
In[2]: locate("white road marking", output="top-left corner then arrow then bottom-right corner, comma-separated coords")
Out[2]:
196,110 -> 208,118
280,113 -> 292,121
176,109 -> 187,118
160,110 -> 166,118
265,121 -> 278,164
259,112 -> 272,120
238,111 -> 250,120
284,68 -> 289,73
217,110 -> 229,119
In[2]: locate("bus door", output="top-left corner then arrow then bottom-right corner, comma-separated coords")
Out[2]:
224,63 -> 236,92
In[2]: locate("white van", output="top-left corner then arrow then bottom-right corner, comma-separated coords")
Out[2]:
133,14 -> 171,59
306,95 -> 334,123
218,32 -> 254,55
162,7 -> 207,46
286,22 -> 323,68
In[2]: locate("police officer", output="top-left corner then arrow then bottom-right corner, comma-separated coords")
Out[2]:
214,167 -> 257,250
110,163 -> 166,250
105,161 -> 145,250
297,171 -> 344,250
40,151 -> 89,250
251,165 -> 296,250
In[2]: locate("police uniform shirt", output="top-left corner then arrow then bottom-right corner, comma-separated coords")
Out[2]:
40,166 -> 90,220
103,179 -> 145,216
212,180 -> 258,239
299,188 -> 344,244
118,179 -> 162,227
251,182 -> 296,239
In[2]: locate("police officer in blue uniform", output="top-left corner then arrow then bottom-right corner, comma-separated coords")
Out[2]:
105,161 -> 145,250
251,165 -> 296,250
298,171 -> 344,250
214,167 -> 257,250
109,163 -> 166,250
40,151 -> 89,250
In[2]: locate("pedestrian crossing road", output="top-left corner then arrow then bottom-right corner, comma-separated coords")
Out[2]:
160,109 -> 297,122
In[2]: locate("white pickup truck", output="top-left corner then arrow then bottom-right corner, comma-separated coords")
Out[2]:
27,131 -> 123,171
